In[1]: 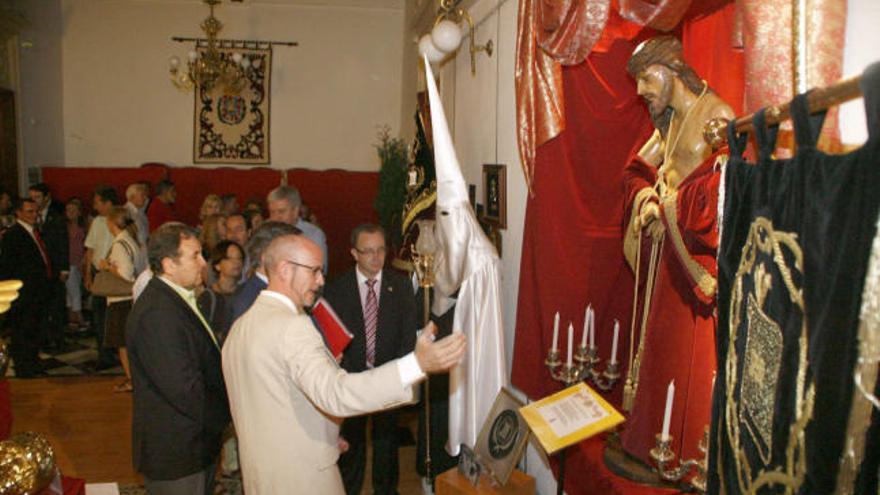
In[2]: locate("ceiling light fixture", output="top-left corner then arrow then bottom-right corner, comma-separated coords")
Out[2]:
418,0 -> 493,75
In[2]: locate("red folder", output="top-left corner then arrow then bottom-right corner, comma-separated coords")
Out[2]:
311,298 -> 354,359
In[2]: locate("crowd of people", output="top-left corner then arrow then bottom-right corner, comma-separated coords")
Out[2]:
0,181 -> 323,383
0,180 -> 466,494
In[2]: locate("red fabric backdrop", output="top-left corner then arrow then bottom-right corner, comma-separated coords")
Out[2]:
40,165 -> 379,279
41,165 -> 168,211
168,167 -> 283,225
511,4 -> 744,494
287,168 -> 380,277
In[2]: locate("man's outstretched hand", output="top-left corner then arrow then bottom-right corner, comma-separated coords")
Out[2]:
414,322 -> 466,374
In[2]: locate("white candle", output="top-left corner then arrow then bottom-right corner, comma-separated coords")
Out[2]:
567,323 -> 574,368
610,319 -> 620,364
581,306 -> 590,348
661,380 -> 675,440
551,312 -> 560,351
589,306 -> 596,348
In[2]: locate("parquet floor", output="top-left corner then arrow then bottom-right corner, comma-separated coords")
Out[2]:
9,376 -> 426,493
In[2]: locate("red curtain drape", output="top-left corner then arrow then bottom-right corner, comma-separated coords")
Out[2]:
511,34 -> 652,410
511,4 -> 744,493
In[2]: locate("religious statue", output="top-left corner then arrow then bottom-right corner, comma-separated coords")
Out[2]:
619,36 -> 733,472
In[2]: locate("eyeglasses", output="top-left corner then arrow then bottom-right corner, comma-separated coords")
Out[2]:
286,259 -> 323,276
354,247 -> 387,256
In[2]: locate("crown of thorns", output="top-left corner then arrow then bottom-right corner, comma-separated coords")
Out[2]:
627,35 -> 686,77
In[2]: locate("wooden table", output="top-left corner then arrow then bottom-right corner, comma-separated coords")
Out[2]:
435,468 -> 535,495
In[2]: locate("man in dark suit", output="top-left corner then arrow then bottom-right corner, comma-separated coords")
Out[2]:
323,223 -> 418,495
230,221 -> 299,322
0,198 -> 53,377
126,222 -> 229,493
28,183 -> 69,351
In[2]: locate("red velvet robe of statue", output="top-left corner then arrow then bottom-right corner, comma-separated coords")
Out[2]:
619,150 -> 725,468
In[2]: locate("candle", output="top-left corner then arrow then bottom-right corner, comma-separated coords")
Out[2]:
581,306 -> 590,348
551,312 -> 560,351
589,306 -> 596,348
661,380 -> 675,440
610,319 -> 620,364
567,323 -> 574,368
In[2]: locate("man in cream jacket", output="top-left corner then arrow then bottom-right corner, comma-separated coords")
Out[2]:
222,233 -> 466,493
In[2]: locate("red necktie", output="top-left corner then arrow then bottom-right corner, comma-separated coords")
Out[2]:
32,227 -> 53,278
364,279 -> 378,368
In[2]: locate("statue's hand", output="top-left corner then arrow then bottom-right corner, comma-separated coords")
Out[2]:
637,202 -> 666,240
637,129 -> 664,167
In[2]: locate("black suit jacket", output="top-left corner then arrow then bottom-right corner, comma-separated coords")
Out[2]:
126,277 -> 230,480
0,223 -> 52,306
39,200 -> 68,278
324,268 -> 418,372
230,274 -> 267,323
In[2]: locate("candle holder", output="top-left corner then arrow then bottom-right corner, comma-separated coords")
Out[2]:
648,426 -> 709,493
545,345 -> 622,391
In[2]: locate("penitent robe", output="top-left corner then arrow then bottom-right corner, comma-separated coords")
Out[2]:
620,150 -> 725,468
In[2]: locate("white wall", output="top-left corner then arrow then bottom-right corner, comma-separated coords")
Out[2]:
57,0 -> 403,170
13,0 -> 65,185
839,0 -> 880,145
434,0 -> 557,492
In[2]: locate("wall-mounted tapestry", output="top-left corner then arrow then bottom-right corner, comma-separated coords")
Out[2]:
194,47 -> 271,165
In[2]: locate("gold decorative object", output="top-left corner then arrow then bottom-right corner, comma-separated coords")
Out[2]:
10,433 -> 55,491
169,0 -> 248,93
649,427 -> 709,492
411,234 -> 437,485
418,0 -> 494,75
702,117 -> 730,151
0,280 -> 23,315
0,432 -> 56,495
545,342 -> 621,391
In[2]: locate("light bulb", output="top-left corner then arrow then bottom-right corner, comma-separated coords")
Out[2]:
188,50 -> 198,62
232,52 -> 243,64
240,57 -> 251,69
418,34 -> 445,63
169,55 -> 180,69
431,19 -> 462,53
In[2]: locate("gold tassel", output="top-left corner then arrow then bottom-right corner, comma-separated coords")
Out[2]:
623,377 -> 635,412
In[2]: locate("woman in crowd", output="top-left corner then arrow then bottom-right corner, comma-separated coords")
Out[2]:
244,208 -> 264,234
197,239 -> 243,477
197,194 -> 222,234
197,240 -> 243,346
65,198 -> 88,329
98,206 -> 147,393
199,213 -> 227,286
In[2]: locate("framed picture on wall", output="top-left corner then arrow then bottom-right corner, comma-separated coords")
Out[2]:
482,164 -> 506,229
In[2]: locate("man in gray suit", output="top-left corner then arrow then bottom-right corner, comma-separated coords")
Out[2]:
222,233 -> 465,494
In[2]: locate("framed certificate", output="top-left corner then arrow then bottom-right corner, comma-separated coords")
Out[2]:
520,382 -> 625,455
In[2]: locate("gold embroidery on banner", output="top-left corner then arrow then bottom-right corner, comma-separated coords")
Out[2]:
724,216 -> 814,494
834,217 -> 880,495
662,192 -> 718,299
741,292 -> 783,465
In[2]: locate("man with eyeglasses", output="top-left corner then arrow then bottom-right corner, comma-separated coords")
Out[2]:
323,224 -> 417,495
222,233 -> 465,494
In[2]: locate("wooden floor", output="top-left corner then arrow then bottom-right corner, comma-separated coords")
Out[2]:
10,376 -> 425,493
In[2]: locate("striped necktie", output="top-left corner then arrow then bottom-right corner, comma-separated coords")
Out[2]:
364,278 -> 378,368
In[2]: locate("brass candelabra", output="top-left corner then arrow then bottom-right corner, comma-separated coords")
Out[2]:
545,344 -> 621,391
649,426 -> 709,492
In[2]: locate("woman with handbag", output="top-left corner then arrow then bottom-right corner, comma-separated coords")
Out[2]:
96,206 -> 146,392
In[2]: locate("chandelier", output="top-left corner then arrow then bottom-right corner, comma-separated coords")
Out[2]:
169,0 -> 249,93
